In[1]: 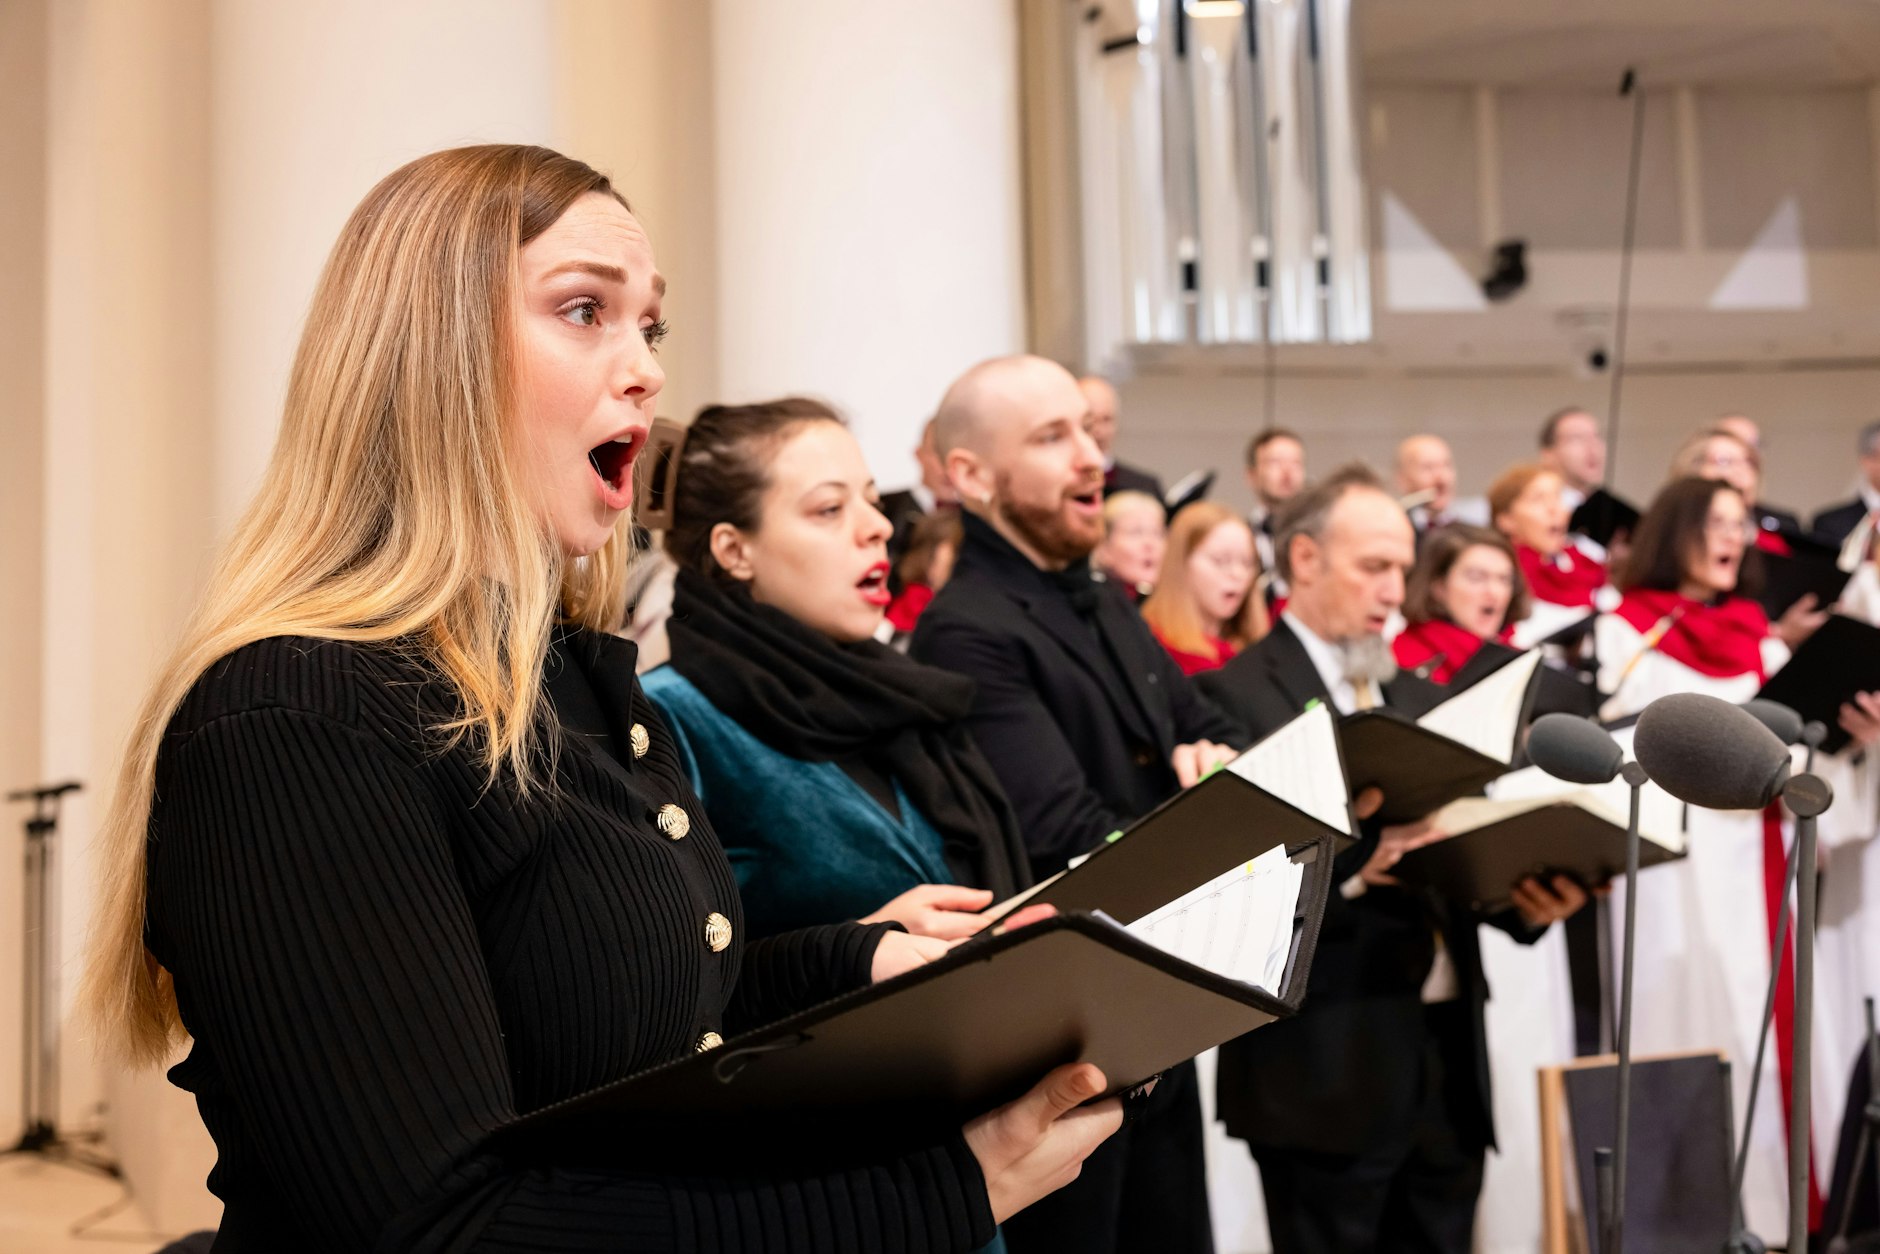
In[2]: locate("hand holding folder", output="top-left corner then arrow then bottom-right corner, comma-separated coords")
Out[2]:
1390,724 -> 1686,909
501,707 -> 1353,1165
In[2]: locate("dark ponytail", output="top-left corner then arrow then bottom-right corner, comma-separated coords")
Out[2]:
661,397 -> 845,580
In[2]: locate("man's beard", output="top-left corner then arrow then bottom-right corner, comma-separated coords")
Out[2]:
1335,632 -> 1399,686
994,472 -> 1100,567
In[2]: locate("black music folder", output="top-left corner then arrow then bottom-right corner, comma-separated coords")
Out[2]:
1570,487 -> 1640,550
1757,533 -> 1853,620
1392,792 -> 1683,911
1163,469 -> 1216,516
1342,649 -> 1543,824
1757,612 -> 1880,753
1447,641 -> 1601,721
503,708 -> 1351,1163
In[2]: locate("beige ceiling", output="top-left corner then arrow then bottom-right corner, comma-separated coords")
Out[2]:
1361,0 -> 1880,87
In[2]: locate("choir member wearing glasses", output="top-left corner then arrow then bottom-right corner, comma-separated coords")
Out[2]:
1141,502 -> 1269,676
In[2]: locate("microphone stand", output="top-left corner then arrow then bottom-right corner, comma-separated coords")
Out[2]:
1780,763 -> 1833,1254
1599,759 -> 1650,1254
1725,723 -> 1826,1253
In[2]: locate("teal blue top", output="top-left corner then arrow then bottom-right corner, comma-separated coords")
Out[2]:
641,665 -> 956,939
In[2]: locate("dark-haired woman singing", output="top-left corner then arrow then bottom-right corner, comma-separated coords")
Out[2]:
641,398 -> 1031,942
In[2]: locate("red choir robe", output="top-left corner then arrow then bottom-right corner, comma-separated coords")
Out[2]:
1391,617 -> 1514,685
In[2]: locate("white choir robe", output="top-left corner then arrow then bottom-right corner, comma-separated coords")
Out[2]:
1594,613 -> 1797,1239
1476,924 -> 1576,1254
1814,571 -> 1880,1174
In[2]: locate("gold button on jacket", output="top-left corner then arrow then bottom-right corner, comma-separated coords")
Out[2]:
628,722 -> 650,759
703,912 -> 732,953
656,803 -> 690,840
695,1031 -> 724,1052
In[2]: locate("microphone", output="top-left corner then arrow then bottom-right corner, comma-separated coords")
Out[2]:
1529,713 -> 1624,784
1635,691 -> 1832,1254
1739,699 -> 1803,748
1526,710 -> 1647,1254
1634,694 -> 1791,811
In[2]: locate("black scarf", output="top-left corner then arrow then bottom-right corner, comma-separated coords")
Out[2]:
665,568 -> 1031,897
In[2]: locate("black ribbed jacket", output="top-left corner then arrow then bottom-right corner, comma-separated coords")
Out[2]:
143,629 -> 995,1253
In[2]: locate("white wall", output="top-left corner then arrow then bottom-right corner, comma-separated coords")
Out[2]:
0,0 -> 50,1158
710,0 -> 1028,487
211,0 -> 559,528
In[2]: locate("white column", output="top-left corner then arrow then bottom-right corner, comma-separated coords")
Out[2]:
710,0 -> 1028,489
42,0 -> 218,1227
209,0 -> 559,529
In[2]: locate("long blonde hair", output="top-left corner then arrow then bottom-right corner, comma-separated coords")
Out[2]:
1142,502 -> 1269,656
82,145 -> 637,1067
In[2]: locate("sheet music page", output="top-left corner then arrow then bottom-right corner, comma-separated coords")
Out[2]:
1125,844 -> 1304,993
1482,756 -> 1683,853
1226,703 -> 1351,836
1510,600 -> 1593,650
1414,648 -> 1543,764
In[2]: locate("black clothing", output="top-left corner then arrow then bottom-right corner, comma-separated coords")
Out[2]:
909,512 -> 1245,882
1253,1004 -> 1486,1254
1188,620 -> 1541,1248
667,568 -> 1028,899
880,489 -> 929,594
1102,460 -> 1164,503
145,630 -> 995,1253
1754,501 -> 1807,546
910,511 -> 1234,1254
996,1056 -> 1214,1254
1813,497 -> 1874,548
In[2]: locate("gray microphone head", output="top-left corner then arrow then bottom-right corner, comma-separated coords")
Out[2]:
1528,713 -> 1624,785
1739,699 -> 1803,747
1634,693 -> 1792,810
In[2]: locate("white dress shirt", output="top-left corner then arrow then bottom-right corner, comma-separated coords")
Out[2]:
1285,612 -> 1460,1001
1281,611 -> 1380,714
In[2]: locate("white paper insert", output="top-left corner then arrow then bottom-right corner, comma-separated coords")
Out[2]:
1125,843 -> 1304,994
1227,702 -> 1351,837
1414,648 -> 1544,765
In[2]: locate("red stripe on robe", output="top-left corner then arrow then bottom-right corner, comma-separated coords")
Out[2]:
1761,804 -> 1825,1230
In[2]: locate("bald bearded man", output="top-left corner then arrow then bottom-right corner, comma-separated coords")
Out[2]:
913,354 -> 1241,1254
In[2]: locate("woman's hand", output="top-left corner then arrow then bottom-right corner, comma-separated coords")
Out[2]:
1511,873 -> 1589,929
1773,593 -> 1830,649
963,1063 -> 1123,1223
868,931 -> 955,983
1172,739 -> 1238,788
1839,690 -> 1880,749
862,885 -> 997,940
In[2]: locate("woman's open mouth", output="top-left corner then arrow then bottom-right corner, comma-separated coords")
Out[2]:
857,562 -> 892,607
588,432 -> 640,510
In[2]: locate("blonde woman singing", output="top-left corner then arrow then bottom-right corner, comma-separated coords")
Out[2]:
81,145 -> 1116,1254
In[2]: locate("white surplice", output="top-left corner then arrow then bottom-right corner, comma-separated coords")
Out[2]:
1594,612 -> 1795,1239
1813,572 -> 1880,1184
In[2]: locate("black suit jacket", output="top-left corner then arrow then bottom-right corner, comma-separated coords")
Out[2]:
1196,621 -> 1541,1156
1754,501 -> 1806,545
910,514 -> 1244,881
1812,497 -> 1872,548
1103,460 -> 1164,503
